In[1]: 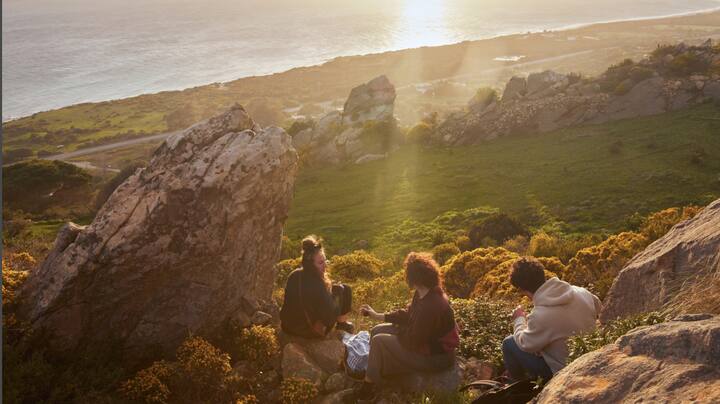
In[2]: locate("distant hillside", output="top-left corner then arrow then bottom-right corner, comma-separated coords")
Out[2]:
3,11 -> 720,160
285,103 -> 720,253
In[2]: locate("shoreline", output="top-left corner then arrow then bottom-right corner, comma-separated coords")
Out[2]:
4,7 -> 720,123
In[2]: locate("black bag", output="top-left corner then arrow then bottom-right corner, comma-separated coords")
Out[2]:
461,379 -> 543,404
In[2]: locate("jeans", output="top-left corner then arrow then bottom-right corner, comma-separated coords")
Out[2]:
502,335 -> 553,382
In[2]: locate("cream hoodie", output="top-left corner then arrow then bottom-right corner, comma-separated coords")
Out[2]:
513,277 -> 601,374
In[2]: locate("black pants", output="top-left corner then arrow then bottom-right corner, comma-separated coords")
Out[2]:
332,284 -> 352,316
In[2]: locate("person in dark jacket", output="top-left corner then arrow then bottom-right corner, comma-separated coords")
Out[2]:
352,252 -> 459,400
280,235 -> 354,337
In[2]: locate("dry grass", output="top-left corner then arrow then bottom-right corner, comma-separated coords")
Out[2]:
664,263 -> 720,316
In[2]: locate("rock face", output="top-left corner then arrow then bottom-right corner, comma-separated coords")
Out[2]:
437,40 -> 720,145
342,75 -> 396,125
280,332 -> 346,388
291,75 -> 400,166
20,105 -> 299,359
601,198 -> 720,322
535,315 -> 720,403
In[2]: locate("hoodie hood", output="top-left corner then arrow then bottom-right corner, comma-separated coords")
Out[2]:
532,277 -> 575,307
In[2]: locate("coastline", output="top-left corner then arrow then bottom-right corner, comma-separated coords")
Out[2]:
4,7 -> 720,123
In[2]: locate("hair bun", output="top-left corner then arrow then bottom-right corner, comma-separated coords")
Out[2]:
302,235 -> 322,252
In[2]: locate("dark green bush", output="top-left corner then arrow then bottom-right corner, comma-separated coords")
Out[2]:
452,298 -> 514,370
468,213 -> 530,248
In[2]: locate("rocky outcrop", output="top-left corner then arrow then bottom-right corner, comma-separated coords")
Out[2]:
290,75 -> 400,166
536,315 -> 720,403
437,40 -> 720,145
20,105 -> 299,360
280,332 -> 346,388
342,75 -> 396,125
601,198 -> 720,322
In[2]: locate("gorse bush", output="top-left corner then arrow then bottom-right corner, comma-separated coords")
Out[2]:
468,213 -> 529,248
431,243 -> 460,266
275,258 -> 301,289
234,325 -> 279,367
639,206 -> 700,241
122,336 -> 238,404
564,231 -> 649,299
442,247 -> 519,298
280,377 -> 318,404
567,312 -> 668,363
329,250 -> 384,282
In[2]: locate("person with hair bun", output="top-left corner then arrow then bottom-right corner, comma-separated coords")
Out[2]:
351,252 -> 459,400
280,235 -> 354,337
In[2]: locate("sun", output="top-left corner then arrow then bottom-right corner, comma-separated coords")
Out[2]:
392,0 -> 453,50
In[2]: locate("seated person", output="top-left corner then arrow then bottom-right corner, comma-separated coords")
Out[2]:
503,257 -> 601,382
280,235 -> 354,337
352,252 -> 459,400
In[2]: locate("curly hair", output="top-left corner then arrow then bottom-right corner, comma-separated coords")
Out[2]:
510,257 -> 546,293
404,252 -> 442,289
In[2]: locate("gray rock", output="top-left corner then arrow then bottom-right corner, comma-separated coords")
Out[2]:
526,71 -> 567,95
601,198 -> 720,322
535,316 -> 720,403
324,372 -> 346,393
502,76 -> 527,102
281,343 -> 327,387
292,128 -> 314,151
342,75 -> 396,125
19,104 -> 299,361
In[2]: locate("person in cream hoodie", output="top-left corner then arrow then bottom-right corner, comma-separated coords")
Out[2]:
502,257 -> 602,382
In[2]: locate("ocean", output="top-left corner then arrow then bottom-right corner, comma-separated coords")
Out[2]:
3,0 -> 720,120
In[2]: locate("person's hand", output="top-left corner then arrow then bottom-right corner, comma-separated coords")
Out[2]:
360,304 -> 382,321
512,305 -> 526,320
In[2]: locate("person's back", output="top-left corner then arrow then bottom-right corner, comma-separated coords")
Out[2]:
516,277 -> 601,372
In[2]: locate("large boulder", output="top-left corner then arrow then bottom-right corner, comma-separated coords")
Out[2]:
280,331 -> 346,387
20,105 -> 299,360
502,76 -> 527,102
601,198 -> 720,322
342,75 -> 396,125
535,315 -> 720,403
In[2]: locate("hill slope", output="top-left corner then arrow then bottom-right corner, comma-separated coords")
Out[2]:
285,103 -> 720,253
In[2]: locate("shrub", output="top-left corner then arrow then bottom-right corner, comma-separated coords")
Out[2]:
468,87 -> 498,109
236,395 -> 260,404
432,243 -> 460,266
286,119 -> 315,137
527,232 -> 601,263
442,247 -> 518,298
234,325 -> 279,366
502,235 -> 529,254
567,312 -> 667,364
468,213 -> 529,249
123,336 -> 236,404
329,250 -> 384,282
353,271 -> 411,328
453,298 -> 514,370
669,52 -> 710,76
471,256 -> 565,300
406,122 -> 434,145
280,377 -> 318,404
639,206 -> 701,241
455,235 -> 473,252
120,361 -> 173,404
564,232 -> 649,299
275,258 -> 301,289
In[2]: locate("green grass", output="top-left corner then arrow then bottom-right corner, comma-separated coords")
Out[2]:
285,103 -> 720,254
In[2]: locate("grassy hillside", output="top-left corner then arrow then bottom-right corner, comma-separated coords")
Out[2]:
285,103 -> 720,253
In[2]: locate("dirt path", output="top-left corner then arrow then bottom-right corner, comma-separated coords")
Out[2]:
42,131 -> 178,161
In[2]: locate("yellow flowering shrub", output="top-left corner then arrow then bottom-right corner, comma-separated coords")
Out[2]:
442,247 -> 519,298
234,325 -> 279,366
564,231 -> 649,299
120,361 -> 174,404
280,377 -> 318,404
328,250 -> 384,282
639,206 -> 701,241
